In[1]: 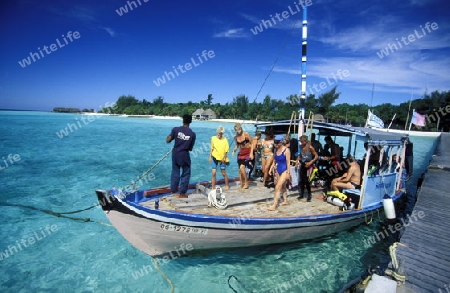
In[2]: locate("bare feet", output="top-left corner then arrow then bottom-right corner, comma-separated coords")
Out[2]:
224,185 -> 230,190
280,201 -> 288,206
243,183 -> 249,189
267,205 -> 277,211
176,194 -> 188,198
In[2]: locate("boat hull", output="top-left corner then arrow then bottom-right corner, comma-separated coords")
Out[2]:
101,193 -> 396,258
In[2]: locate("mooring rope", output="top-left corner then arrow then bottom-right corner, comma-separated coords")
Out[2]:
252,17 -> 302,104
122,148 -> 173,191
0,202 -> 111,226
152,258 -> 175,293
227,275 -> 253,293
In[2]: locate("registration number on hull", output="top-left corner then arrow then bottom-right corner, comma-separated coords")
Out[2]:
160,223 -> 208,235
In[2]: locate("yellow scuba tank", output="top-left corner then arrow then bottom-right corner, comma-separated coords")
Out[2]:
326,190 -> 348,201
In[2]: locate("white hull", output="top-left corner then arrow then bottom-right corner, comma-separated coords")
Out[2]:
105,204 -> 373,257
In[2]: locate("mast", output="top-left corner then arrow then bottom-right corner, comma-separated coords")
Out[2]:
299,5 -> 307,137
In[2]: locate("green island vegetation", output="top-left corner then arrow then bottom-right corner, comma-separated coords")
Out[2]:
63,86 -> 448,131
53,107 -> 95,113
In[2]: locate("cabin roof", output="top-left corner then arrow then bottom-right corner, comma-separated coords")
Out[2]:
255,119 -> 407,145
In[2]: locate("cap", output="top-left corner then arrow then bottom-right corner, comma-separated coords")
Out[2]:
274,134 -> 284,141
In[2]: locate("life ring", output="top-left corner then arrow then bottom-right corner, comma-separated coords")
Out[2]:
208,187 -> 228,210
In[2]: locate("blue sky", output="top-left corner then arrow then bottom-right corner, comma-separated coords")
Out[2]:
0,0 -> 449,111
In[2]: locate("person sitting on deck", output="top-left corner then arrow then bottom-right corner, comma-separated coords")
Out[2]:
322,135 -> 341,187
267,135 -> 291,211
330,155 -> 361,191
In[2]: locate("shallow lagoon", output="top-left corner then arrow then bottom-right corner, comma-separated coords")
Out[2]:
0,111 -> 439,292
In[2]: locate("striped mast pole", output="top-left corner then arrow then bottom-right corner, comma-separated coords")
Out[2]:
299,4 -> 308,138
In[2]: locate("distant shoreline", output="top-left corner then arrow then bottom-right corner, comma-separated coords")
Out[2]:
81,112 -> 260,124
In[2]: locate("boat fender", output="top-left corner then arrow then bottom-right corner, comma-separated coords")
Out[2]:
208,187 -> 228,210
383,194 -> 396,219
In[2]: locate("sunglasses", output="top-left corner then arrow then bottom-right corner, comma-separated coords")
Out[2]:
274,140 -> 281,144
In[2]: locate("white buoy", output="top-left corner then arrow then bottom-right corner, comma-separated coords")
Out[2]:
383,194 -> 396,219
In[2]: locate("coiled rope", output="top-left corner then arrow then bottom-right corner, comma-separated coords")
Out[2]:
384,242 -> 407,283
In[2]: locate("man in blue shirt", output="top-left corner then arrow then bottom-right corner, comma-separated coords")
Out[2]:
166,114 -> 196,198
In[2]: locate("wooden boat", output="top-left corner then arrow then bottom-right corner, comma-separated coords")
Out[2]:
95,120 -> 409,258
94,7 -> 409,258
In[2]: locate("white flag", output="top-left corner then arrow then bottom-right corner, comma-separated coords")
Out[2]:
366,110 -> 384,128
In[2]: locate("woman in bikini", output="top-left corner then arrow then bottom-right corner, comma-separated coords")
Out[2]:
268,135 -> 291,211
260,131 -> 274,186
231,123 -> 253,189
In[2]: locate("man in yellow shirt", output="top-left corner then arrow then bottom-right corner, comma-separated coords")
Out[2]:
209,126 -> 230,189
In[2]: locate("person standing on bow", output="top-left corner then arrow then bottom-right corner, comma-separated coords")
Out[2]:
209,126 -> 230,190
166,114 -> 196,198
231,123 -> 253,189
296,135 -> 318,202
268,135 -> 291,211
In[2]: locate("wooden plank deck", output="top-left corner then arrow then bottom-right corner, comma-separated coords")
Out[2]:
141,180 -> 344,218
395,133 -> 450,293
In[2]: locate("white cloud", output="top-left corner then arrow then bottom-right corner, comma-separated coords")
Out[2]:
213,28 -> 248,39
101,27 -> 116,37
273,52 -> 449,97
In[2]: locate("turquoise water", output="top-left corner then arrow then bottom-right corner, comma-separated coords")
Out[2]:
0,111 -> 439,292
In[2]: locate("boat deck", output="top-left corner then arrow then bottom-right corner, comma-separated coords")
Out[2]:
141,180 -> 344,218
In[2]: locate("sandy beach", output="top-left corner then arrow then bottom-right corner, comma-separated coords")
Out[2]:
81,112 -> 261,124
